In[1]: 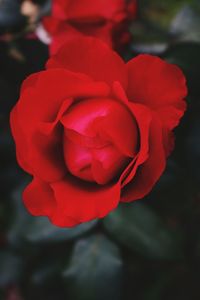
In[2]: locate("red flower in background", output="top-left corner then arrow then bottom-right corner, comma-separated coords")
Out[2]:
43,0 -> 137,55
10,37 -> 187,227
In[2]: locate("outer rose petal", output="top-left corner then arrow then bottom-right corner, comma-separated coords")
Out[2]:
47,37 -> 127,89
17,69 -> 109,130
121,113 -> 166,202
11,98 -> 73,182
120,103 -> 152,186
23,177 -> 78,227
20,72 -> 39,93
50,176 -> 121,227
126,54 -> 187,129
11,69 -> 109,182
23,177 -> 56,217
28,126 -> 66,182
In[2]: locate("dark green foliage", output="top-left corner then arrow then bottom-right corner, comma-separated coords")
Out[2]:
62,234 -> 123,300
103,202 -> 184,260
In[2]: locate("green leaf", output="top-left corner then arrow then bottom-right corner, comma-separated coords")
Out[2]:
23,217 -> 97,244
62,234 -> 123,300
0,250 -> 23,287
103,202 -> 184,260
8,181 -> 97,246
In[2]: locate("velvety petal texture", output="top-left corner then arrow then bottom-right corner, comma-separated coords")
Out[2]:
10,37 -> 187,227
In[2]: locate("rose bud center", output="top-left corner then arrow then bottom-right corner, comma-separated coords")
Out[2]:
61,98 -> 138,185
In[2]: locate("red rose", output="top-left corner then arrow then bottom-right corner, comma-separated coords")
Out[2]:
43,0 -> 137,55
10,37 -> 187,227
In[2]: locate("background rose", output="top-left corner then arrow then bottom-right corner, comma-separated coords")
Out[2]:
43,0 -> 137,55
10,37 -> 187,227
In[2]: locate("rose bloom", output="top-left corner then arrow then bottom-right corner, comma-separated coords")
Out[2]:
43,0 -> 137,55
10,37 -> 187,227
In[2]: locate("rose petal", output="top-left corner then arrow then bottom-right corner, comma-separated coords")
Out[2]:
23,177 -> 78,227
112,81 -> 129,104
121,113 -> 166,202
63,128 -> 132,185
47,37 -> 127,89
17,69 -> 109,131
61,97 -> 137,157
63,136 -> 94,182
25,99 -> 74,182
20,72 -> 39,92
119,102 -> 152,187
23,177 -> 56,217
91,146 -> 130,185
11,69 -> 109,182
93,110 -> 138,158
28,126 -> 66,182
126,54 -> 187,129
50,175 -> 121,226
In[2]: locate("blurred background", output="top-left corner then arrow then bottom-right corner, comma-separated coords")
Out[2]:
1,0 -> 200,299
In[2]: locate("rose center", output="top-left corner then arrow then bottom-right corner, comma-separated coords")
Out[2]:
61,98 -> 138,185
